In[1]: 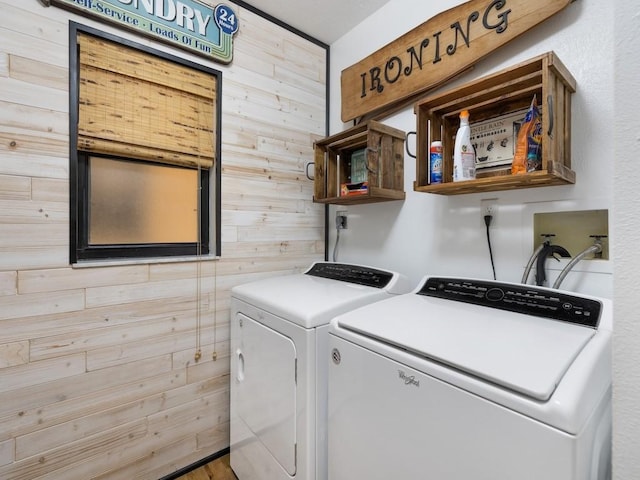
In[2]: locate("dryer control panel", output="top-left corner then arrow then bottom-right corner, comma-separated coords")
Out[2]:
419,277 -> 601,328
306,262 -> 393,288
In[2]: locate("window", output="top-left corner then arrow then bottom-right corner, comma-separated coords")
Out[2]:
70,25 -> 221,262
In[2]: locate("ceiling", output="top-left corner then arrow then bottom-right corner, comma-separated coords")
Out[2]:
241,0 -> 392,44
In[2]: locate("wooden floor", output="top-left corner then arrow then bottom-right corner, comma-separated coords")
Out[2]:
176,454 -> 237,480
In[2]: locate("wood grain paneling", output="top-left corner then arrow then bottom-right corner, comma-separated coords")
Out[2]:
0,420 -> 148,480
0,152 -> 68,179
0,1 -> 326,478
0,270 -> 16,295
0,77 -> 68,111
0,101 -> 69,138
0,3 -> 69,64
0,175 -> 30,200
18,265 -> 149,294
0,341 -> 28,368
0,357 -> 178,440
0,353 -> 86,393
0,246 -> 69,271
0,289 -> 84,321
31,177 -> 68,202
9,54 -> 68,90
0,438 -> 12,468
0,199 -> 67,224
0,52 -> 8,77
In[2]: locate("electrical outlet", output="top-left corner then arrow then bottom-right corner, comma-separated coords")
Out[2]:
481,199 -> 498,219
336,211 -> 348,229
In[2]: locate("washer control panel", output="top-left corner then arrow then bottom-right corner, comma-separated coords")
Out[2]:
419,277 -> 601,328
306,262 -> 393,288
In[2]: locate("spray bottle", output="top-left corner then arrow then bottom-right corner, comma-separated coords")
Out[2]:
453,110 -> 476,182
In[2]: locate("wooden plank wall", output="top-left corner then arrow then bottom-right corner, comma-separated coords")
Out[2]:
0,0 -> 326,478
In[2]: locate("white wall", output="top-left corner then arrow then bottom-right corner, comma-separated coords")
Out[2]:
613,0 -> 640,478
331,1 -> 640,478
328,0 -> 613,299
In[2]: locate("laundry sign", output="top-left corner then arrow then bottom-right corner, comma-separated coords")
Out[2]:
341,0 -> 576,122
38,0 -> 239,63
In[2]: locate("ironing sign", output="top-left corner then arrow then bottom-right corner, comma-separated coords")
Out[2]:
341,0 -> 577,121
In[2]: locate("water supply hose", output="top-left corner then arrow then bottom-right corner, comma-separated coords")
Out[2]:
522,241 -> 547,284
552,241 -> 603,289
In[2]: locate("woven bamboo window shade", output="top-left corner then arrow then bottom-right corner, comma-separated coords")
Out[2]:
77,32 -> 216,169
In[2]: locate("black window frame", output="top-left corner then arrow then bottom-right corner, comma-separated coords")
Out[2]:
76,152 -> 210,261
69,23 -> 222,263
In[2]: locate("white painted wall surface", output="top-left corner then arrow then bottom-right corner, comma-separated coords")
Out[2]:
613,0 -> 640,478
329,0 -> 614,299
330,1 -> 640,478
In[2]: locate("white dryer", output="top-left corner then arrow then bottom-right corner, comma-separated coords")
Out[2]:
328,277 -> 612,480
230,262 -> 408,480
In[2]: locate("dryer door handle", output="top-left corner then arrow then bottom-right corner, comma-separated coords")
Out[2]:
236,348 -> 245,382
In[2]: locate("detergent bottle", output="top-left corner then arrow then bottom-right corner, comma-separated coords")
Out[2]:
429,141 -> 443,184
453,110 -> 476,182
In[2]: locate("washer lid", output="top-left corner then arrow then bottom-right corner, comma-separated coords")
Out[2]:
232,267 -> 402,328
335,292 -> 596,401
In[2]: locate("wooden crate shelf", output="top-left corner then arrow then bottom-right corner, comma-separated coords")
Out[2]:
414,52 -> 576,196
313,120 -> 406,205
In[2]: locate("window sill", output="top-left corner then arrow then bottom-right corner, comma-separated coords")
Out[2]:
72,255 -> 219,269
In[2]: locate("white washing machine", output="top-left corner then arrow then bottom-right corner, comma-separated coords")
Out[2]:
328,276 -> 612,480
230,262 -> 409,480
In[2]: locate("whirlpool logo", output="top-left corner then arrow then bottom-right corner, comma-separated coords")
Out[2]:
398,370 -> 420,387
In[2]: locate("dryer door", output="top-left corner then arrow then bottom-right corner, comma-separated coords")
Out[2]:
235,312 -> 297,475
